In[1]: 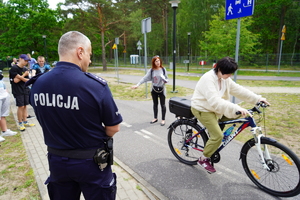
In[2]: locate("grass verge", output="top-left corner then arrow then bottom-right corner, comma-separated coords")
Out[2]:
0,113 -> 41,200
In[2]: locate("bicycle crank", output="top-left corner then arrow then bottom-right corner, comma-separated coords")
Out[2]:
211,152 -> 221,163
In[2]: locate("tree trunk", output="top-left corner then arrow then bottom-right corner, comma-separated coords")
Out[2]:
291,32 -> 299,66
101,29 -> 107,71
97,4 -> 107,71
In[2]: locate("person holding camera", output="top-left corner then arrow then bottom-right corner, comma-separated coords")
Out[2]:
28,31 -> 123,200
132,55 -> 168,126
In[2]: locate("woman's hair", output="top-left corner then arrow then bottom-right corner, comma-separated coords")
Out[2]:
151,55 -> 162,69
214,57 -> 238,75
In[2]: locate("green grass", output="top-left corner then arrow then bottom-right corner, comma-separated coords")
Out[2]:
0,113 -> 41,199
108,78 -> 193,101
236,93 -> 300,156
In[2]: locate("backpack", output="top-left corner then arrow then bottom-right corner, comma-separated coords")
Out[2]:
151,67 -> 166,77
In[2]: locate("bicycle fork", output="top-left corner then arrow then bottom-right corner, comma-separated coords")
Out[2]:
251,127 -> 271,171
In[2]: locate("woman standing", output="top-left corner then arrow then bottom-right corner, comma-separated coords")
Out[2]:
132,56 -> 168,126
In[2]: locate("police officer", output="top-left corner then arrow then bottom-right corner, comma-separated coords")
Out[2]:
29,31 -> 123,200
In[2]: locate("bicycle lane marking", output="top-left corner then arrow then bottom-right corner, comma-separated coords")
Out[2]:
122,122 -> 248,183
134,130 -> 166,148
121,122 -> 132,127
120,121 -> 166,144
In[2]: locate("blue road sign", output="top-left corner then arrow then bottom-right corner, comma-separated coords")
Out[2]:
225,0 -> 255,20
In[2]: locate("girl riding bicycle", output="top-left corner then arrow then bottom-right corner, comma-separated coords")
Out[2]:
191,57 -> 270,173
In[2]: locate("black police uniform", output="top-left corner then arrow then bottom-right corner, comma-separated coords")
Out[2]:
29,61 -> 123,200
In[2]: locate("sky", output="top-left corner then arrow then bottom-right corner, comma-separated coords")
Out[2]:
3,0 -> 65,9
48,0 -> 65,9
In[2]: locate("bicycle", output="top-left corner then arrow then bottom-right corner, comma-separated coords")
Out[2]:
168,97 -> 300,197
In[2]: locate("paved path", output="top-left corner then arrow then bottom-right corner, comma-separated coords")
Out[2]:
7,81 -> 158,200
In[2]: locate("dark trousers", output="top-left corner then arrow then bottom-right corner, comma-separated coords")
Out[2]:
45,153 -> 117,200
151,90 -> 166,120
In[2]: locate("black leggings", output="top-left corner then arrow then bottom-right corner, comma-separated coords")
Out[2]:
151,90 -> 166,120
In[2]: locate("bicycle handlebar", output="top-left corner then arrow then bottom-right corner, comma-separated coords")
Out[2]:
236,101 -> 269,115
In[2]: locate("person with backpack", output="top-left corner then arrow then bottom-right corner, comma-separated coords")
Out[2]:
132,55 -> 168,126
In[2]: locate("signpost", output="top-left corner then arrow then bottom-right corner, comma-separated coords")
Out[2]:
113,38 -> 119,83
141,17 -> 151,98
278,25 -> 286,73
225,0 -> 254,103
137,40 -> 142,68
183,60 -> 189,71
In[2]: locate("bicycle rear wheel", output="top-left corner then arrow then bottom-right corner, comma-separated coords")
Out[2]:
241,137 -> 300,197
168,119 -> 208,165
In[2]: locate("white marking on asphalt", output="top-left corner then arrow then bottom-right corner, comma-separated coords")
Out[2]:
134,130 -> 165,147
134,131 -> 150,139
141,129 -> 153,135
140,129 -> 166,143
121,122 -> 132,127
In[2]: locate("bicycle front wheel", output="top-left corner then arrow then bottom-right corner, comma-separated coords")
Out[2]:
241,137 -> 300,197
168,119 -> 208,165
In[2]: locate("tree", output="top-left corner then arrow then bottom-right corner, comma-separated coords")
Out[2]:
199,7 -> 261,63
177,0 -> 223,57
285,1 -> 300,66
62,0 -> 121,70
251,0 -> 294,54
136,0 -> 171,58
0,0 -> 61,61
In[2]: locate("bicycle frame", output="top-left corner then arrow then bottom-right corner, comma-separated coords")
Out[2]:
185,116 -> 254,152
217,116 -> 256,152
185,115 -> 273,170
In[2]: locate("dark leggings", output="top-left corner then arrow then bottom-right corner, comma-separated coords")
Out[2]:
151,90 -> 166,120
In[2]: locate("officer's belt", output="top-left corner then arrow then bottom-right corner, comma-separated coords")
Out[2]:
47,146 -> 98,159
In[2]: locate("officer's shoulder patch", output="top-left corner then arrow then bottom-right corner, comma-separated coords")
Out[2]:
85,72 -> 107,86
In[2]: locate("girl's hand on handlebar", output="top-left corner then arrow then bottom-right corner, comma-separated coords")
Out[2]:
237,108 -> 253,117
258,98 -> 270,106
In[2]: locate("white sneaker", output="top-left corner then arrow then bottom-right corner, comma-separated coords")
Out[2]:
2,129 -> 17,137
0,136 -> 5,142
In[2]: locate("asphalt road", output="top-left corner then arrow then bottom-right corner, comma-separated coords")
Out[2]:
112,99 -> 299,200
